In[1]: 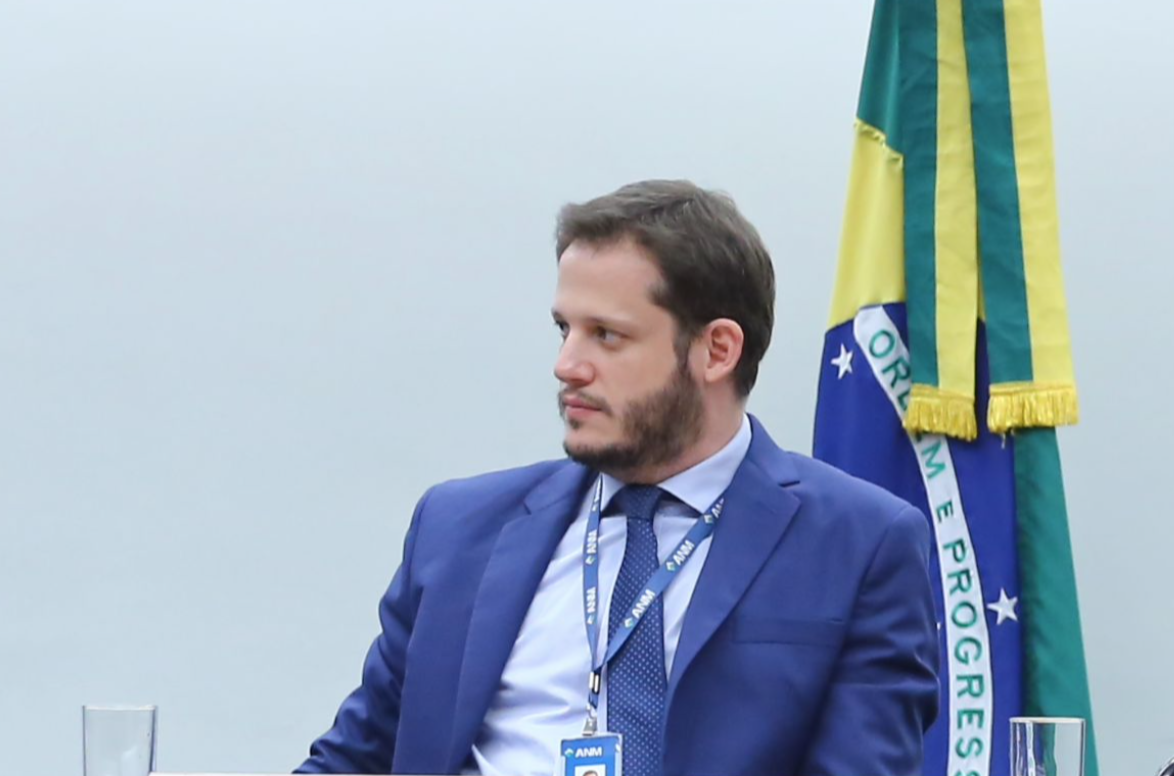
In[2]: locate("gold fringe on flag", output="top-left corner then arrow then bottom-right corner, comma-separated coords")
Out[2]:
903,386 -> 979,441
987,383 -> 1079,435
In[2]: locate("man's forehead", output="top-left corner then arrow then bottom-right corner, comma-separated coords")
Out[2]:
552,275 -> 658,321
558,247 -> 661,294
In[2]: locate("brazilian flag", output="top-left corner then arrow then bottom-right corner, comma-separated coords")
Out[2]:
812,1 -> 1097,774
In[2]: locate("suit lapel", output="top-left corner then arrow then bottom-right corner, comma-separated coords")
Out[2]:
666,418 -> 802,699
446,463 -> 592,772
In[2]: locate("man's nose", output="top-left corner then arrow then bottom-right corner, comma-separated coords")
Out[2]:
554,336 -> 594,386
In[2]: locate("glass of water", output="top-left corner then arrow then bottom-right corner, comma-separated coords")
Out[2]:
1010,716 -> 1085,776
82,705 -> 157,776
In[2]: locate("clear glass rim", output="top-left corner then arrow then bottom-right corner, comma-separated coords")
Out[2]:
1009,716 -> 1085,725
82,704 -> 157,713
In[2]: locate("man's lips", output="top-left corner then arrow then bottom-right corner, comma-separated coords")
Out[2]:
560,394 -> 606,416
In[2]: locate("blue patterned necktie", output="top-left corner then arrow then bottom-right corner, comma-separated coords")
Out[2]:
607,485 -> 667,776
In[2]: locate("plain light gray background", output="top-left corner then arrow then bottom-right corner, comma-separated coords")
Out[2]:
1,1 -> 1171,775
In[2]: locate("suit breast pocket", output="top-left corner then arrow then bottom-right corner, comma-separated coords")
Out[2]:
731,614 -> 847,646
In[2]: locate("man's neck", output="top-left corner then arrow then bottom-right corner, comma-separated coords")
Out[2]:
613,410 -> 745,485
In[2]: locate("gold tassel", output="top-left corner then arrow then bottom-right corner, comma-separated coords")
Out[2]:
988,383 -> 1080,434
903,385 -> 979,441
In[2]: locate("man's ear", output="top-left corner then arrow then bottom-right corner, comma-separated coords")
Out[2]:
696,319 -> 744,386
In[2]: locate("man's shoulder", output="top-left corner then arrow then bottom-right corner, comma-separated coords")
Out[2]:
788,451 -> 912,507
747,416 -> 919,530
760,450 -> 931,578
778,450 -> 925,534
420,457 -> 585,514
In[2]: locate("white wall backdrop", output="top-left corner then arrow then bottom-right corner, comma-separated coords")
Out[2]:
1,1 -> 1171,775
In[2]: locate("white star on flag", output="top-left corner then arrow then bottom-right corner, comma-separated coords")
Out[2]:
831,344 -> 853,379
987,588 -> 1019,625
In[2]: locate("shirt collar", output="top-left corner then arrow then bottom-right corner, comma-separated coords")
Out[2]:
599,413 -> 752,515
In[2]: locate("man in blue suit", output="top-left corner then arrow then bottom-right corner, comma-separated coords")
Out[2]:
297,180 -> 939,776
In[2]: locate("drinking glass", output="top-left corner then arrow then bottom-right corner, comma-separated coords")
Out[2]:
1010,716 -> 1085,776
82,705 -> 157,776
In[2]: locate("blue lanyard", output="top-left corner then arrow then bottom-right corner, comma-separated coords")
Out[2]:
580,477 -> 724,732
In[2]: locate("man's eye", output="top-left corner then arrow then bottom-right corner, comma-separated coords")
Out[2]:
595,328 -> 619,344
554,321 -> 569,339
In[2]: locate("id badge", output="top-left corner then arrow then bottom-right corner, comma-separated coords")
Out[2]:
558,732 -> 622,776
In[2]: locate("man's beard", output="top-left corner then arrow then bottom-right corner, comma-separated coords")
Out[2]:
560,362 -> 704,480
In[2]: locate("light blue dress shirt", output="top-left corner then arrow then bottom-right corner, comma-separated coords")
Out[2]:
467,415 -> 753,776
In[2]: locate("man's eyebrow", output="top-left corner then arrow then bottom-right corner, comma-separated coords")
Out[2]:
551,310 -> 635,329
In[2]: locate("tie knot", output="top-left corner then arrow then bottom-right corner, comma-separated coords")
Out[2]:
612,485 -> 664,523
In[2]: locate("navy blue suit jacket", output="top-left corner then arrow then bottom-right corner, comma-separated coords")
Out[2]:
298,418 -> 939,775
